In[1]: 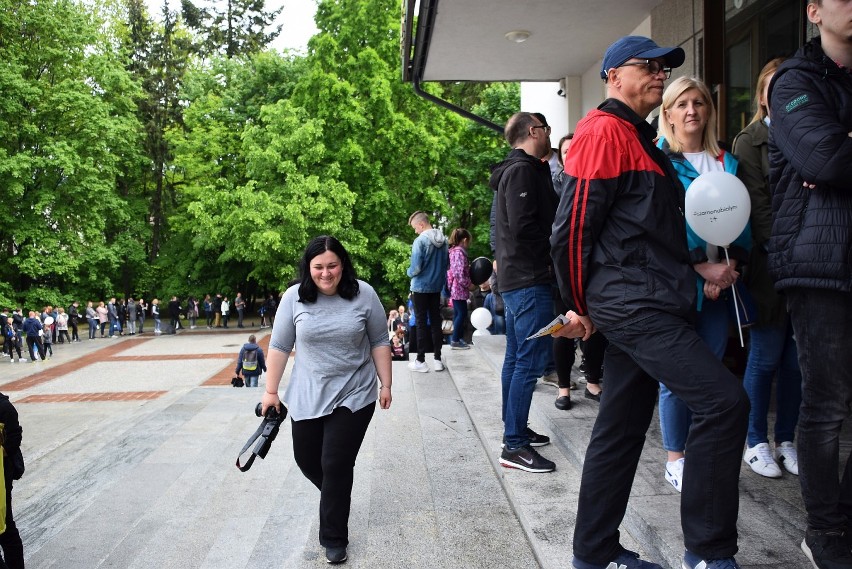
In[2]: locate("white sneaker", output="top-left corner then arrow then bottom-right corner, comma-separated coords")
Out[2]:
408,360 -> 429,373
775,441 -> 799,475
743,442 -> 782,478
665,457 -> 685,492
433,359 -> 444,372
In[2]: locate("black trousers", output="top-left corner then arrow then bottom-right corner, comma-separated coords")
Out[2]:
291,403 -> 375,548
411,292 -> 443,362
573,312 -> 748,563
552,290 -> 576,389
25,337 -> 44,361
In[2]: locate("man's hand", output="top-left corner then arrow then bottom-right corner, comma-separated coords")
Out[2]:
552,311 -> 595,341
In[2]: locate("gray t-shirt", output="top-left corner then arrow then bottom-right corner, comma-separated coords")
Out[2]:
270,280 -> 390,421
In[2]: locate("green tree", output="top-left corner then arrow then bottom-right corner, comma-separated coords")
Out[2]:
181,0 -> 282,59
0,0 -> 145,306
165,51 -> 309,298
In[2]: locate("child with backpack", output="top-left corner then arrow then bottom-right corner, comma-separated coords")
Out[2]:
2,324 -> 23,363
236,334 -> 267,388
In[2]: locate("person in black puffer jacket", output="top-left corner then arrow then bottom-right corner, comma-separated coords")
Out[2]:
768,10 -> 852,567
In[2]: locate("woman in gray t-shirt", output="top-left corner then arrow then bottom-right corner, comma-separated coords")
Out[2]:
261,235 -> 392,565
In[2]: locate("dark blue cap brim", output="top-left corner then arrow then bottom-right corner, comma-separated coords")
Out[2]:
633,46 -> 685,69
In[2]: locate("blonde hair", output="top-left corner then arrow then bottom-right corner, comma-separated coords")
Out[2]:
749,57 -> 785,125
659,76 -> 720,157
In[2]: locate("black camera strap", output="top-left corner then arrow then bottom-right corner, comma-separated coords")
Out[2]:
236,416 -> 281,472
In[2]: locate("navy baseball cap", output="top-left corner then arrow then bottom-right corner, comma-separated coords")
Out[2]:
600,36 -> 685,81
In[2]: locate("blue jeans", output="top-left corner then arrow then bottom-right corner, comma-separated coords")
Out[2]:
659,295 -> 729,452
451,299 -> 468,343
489,313 -> 505,335
786,288 -> 852,531
574,312 -> 748,563
501,285 -> 553,448
743,318 -> 801,447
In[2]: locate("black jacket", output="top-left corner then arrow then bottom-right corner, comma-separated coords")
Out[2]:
768,37 -> 852,293
0,393 -> 24,483
489,148 -> 558,293
551,99 -> 696,330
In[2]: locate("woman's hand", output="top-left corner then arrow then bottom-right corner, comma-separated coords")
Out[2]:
694,262 -> 739,289
703,281 -> 722,301
372,345 -> 392,410
261,389 -> 281,416
379,385 -> 392,409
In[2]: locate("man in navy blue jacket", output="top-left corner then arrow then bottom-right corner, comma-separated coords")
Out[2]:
21,311 -> 45,362
769,2 -> 852,567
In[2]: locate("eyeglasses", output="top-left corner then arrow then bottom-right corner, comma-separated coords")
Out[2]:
618,59 -> 672,79
531,124 -> 551,132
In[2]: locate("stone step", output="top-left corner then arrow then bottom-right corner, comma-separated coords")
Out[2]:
443,335 -> 813,569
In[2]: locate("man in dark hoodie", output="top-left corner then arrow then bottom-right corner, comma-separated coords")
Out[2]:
490,111 -> 585,474
236,334 -> 267,388
768,2 -> 852,567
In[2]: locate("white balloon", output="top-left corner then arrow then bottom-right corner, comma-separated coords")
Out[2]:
472,329 -> 492,336
44,316 -> 55,326
684,171 -> 751,247
470,307 -> 493,330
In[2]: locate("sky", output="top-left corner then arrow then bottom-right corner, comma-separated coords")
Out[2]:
270,0 -> 319,52
143,0 -> 320,53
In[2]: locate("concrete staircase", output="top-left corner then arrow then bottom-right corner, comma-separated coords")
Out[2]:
441,335 -> 814,569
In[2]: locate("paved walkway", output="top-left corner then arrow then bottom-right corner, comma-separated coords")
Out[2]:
2,330 -> 829,568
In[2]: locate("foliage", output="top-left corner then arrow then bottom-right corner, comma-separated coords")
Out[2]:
181,0 -> 282,59
0,0 -> 145,307
0,0 -> 520,312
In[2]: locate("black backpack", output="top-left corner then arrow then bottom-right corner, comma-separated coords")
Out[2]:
243,348 -> 259,372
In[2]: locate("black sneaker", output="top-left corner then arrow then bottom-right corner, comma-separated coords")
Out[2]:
502,427 -> 551,448
802,529 -> 852,569
499,445 -> 555,473
326,546 -> 347,564
525,426 -> 550,447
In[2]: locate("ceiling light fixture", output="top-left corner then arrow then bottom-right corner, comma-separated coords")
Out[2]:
504,30 -> 531,43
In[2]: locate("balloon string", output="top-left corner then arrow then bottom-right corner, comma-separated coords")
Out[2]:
724,247 -> 745,347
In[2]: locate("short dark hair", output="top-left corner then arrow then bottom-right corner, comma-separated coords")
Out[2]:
297,235 -> 360,303
248,334 -> 256,343
504,112 -> 538,147
531,112 -> 549,128
557,133 -> 574,167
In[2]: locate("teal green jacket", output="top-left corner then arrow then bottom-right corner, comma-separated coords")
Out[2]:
657,138 -> 752,310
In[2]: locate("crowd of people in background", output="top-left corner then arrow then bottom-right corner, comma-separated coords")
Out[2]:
0,292 -> 283,363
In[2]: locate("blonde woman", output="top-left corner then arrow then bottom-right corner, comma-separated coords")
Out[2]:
656,76 -> 752,492
151,299 -> 161,335
96,301 -> 109,338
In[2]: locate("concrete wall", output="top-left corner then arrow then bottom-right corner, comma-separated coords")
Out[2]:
520,5 -> 709,132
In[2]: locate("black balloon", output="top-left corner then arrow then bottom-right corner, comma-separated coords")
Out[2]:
470,256 -> 493,286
